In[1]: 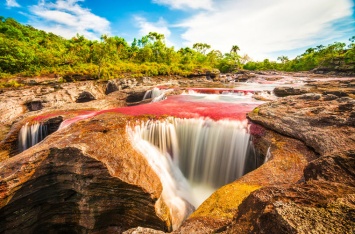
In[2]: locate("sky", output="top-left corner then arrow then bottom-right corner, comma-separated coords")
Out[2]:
1,0 -> 355,61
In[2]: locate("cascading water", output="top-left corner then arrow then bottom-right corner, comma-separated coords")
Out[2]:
142,87 -> 173,102
18,122 -> 48,152
127,125 -> 194,230
129,117 -> 261,206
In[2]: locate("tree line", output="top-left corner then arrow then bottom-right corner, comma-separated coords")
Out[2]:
0,16 -> 354,84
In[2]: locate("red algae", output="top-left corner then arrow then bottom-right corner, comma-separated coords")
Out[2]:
60,94 -> 262,129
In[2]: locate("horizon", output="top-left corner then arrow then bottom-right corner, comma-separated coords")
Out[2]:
2,0 -> 355,61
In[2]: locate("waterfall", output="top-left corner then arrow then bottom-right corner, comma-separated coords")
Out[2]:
18,122 -> 48,152
142,87 -> 173,102
129,117 -> 259,206
127,125 -> 194,230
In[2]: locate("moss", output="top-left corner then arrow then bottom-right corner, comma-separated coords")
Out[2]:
253,107 -> 260,115
191,183 -> 261,219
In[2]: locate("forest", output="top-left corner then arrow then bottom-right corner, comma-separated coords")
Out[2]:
0,16 -> 354,87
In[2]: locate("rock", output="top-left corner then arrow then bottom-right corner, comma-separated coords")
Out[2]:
225,151 -> 355,234
25,100 -> 43,111
0,113 -> 188,233
76,91 -> 96,103
323,90 -> 349,97
123,226 -> 166,234
0,81 -> 108,126
105,79 -> 121,94
247,94 -> 355,155
273,87 -> 310,97
306,79 -> 355,98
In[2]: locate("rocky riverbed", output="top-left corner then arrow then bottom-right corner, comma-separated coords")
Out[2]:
0,71 -> 354,233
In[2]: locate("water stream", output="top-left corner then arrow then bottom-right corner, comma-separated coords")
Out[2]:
18,122 -> 48,152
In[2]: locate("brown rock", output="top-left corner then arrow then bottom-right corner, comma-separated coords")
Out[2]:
273,87 -> 310,97
225,151 -> 355,234
247,94 -> 355,155
0,113 -> 186,233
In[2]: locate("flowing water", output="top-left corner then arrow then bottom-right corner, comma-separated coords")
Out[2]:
129,117 -> 260,207
18,122 -> 48,152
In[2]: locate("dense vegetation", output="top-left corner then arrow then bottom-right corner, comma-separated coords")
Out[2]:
0,16 -> 354,86
244,38 -> 355,71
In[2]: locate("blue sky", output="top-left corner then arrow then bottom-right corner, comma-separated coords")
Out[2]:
1,0 -> 355,61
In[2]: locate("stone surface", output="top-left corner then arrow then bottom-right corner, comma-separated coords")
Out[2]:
248,94 -> 355,155
223,151 -> 355,234
273,87 -> 310,97
0,113 -> 183,233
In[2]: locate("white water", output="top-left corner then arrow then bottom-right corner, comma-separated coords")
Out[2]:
127,125 -> 194,230
129,117 -> 255,207
18,122 -> 48,152
142,87 -> 174,102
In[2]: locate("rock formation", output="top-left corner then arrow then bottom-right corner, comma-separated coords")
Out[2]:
0,112 -> 194,233
176,93 -> 355,233
1,73 -> 354,233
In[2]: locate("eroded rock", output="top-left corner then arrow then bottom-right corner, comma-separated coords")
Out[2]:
248,94 -> 355,155
0,113 -> 187,233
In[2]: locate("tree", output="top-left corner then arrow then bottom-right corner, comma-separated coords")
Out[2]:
230,45 -> 240,54
277,56 -> 289,64
192,43 -> 211,55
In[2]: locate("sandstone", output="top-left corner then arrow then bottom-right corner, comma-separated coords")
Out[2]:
0,113 -> 186,233
223,151 -> 355,234
247,94 -> 355,155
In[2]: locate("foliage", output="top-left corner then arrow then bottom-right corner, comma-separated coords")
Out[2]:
243,40 -> 355,72
0,16 -> 354,81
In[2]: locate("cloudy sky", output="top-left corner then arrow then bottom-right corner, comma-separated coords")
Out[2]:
2,0 -> 355,60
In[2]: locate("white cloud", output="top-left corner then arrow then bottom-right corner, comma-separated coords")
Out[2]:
134,16 -> 175,46
28,0 -> 110,40
6,0 -> 20,8
176,0 -> 354,60
152,0 -> 214,11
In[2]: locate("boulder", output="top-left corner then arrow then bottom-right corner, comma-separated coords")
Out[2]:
76,91 -> 96,103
